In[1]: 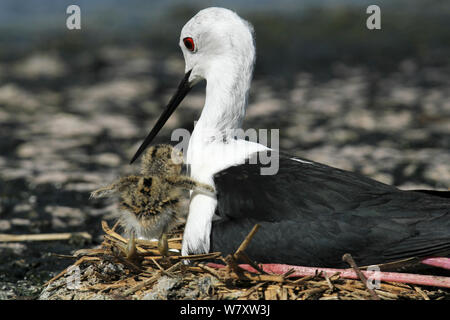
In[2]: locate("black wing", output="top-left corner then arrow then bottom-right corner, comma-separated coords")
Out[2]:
211,152 -> 450,267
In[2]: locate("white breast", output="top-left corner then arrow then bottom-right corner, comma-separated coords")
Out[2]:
181,137 -> 268,255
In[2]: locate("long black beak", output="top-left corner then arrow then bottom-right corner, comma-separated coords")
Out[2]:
130,70 -> 192,164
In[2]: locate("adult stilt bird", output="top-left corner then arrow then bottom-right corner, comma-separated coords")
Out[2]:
130,7 -> 449,268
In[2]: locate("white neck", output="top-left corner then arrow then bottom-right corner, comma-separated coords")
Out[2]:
195,58 -> 252,137
182,55 -> 269,256
186,56 -> 259,181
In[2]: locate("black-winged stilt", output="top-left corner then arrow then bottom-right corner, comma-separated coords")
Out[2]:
129,7 -> 449,268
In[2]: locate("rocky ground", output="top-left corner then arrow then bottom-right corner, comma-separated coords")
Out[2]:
0,46 -> 449,299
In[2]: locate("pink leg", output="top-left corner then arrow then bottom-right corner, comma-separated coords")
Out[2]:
207,262 -> 450,288
420,257 -> 450,270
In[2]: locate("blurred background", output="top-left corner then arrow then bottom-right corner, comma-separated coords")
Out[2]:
0,0 -> 449,298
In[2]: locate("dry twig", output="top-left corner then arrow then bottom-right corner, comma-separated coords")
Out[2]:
343,253 -> 380,300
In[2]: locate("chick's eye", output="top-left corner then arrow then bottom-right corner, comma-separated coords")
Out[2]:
183,37 -> 195,52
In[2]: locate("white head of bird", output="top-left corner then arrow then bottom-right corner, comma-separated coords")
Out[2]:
180,7 -> 256,131
131,7 -> 265,169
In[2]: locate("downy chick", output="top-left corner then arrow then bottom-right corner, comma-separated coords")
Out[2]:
90,144 -> 215,256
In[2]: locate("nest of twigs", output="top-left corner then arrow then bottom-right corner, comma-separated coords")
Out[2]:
42,221 -> 450,300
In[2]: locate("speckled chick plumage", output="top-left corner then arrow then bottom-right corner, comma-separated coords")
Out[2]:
91,144 -> 215,241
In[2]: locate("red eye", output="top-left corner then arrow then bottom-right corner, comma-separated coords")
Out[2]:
183,37 -> 195,52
